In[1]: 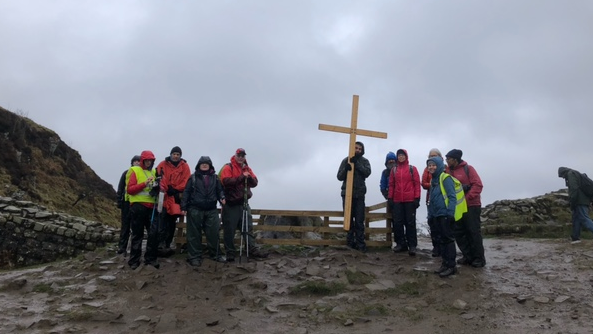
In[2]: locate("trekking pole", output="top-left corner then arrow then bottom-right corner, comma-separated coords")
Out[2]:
239,176 -> 249,264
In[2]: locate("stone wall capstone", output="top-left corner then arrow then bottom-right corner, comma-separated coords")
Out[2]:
0,196 -> 118,268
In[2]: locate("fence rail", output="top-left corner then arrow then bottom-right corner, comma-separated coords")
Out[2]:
175,201 -> 393,249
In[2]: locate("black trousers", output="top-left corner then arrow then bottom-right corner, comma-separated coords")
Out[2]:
454,206 -> 485,263
433,216 -> 456,268
342,196 -> 366,248
158,208 -> 179,249
128,203 -> 159,266
392,202 -> 418,248
118,201 -> 132,251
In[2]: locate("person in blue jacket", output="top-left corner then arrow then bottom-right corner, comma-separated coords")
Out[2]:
426,156 -> 458,278
379,151 -> 397,200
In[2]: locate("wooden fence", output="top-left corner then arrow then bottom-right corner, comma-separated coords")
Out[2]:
175,201 -> 393,249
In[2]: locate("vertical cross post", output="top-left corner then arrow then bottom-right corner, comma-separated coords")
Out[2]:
319,95 -> 387,230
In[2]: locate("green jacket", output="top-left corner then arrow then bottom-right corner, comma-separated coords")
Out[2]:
558,167 -> 590,207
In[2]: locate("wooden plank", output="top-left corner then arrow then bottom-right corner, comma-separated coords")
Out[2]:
252,209 -> 344,217
318,124 -> 388,139
367,201 -> 388,211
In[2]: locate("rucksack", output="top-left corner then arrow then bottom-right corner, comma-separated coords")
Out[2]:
217,163 -> 232,179
579,173 -> 593,198
391,165 -> 414,178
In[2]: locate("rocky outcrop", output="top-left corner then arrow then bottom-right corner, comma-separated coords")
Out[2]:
0,196 -> 117,268
481,189 -> 574,236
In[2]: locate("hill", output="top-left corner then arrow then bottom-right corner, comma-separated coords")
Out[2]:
0,106 -> 119,226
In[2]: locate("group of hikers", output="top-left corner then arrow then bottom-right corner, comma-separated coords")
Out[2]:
114,143 -> 593,278
116,147 -> 268,270
339,142 -> 485,278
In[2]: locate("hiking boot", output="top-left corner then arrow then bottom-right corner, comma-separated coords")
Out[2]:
408,247 -> 417,256
116,248 -> 126,255
431,248 -> 440,258
249,248 -> 269,259
439,267 -> 457,278
226,256 -> 235,263
456,257 -> 471,265
392,245 -> 408,253
145,261 -> 160,269
571,239 -> 582,245
210,256 -> 226,263
158,247 -> 176,258
187,259 -> 202,267
434,265 -> 447,274
471,259 -> 486,268
347,243 -> 358,250
358,245 -> 368,253
129,262 -> 140,270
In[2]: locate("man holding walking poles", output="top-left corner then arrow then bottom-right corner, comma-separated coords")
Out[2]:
220,148 -> 268,262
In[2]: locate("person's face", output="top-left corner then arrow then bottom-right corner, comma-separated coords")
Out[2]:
427,163 -> 437,174
354,144 -> 363,155
446,157 -> 457,167
171,152 -> 181,162
199,163 -> 209,171
133,160 -> 140,166
387,159 -> 396,166
143,159 -> 154,168
397,153 -> 406,162
235,153 -> 246,163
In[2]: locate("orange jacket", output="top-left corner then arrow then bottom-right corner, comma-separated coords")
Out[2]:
155,157 -> 191,215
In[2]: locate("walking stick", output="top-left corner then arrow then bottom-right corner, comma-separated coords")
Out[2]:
239,177 -> 249,264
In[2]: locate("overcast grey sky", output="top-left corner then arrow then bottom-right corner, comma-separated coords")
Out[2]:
1,1 -> 591,221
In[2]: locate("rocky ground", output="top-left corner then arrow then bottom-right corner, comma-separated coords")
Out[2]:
0,237 -> 592,334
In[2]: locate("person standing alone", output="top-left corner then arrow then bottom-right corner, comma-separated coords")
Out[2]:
558,167 -> 593,243
337,141 -> 371,252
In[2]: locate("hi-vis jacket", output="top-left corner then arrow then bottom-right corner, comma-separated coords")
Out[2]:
427,156 -> 467,221
127,150 -> 157,207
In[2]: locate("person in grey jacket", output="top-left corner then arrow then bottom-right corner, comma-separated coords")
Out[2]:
181,156 -> 226,266
337,141 -> 371,252
558,167 -> 593,243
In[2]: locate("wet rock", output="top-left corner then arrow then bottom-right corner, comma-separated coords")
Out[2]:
516,295 -> 529,304
554,295 -> 570,303
534,296 -> 550,303
134,315 -> 151,322
4,278 -> 27,290
266,305 -> 279,313
98,275 -> 116,282
137,280 -> 148,290
343,319 -> 354,326
461,313 -> 476,320
206,318 -> 219,326
452,299 -> 467,310
155,313 -> 177,332
306,264 -> 321,276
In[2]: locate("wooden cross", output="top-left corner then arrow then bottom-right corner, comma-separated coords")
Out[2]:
319,95 -> 388,231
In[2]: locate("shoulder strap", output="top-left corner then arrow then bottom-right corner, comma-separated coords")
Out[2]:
409,165 -> 414,178
464,165 -> 469,179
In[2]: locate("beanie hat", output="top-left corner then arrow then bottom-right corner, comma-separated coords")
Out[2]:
236,148 -> 246,155
130,155 -> 141,166
445,149 -> 463,162
170,146 -> 182,156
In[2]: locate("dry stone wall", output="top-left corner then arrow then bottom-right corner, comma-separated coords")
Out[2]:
0,196 -> 117,268
481,189 -> 574,236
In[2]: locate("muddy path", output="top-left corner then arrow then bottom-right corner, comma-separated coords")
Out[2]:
0,238 -> 591,334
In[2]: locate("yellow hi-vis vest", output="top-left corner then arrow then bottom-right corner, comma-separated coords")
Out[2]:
439,173 -> 468,221
128,166 -> 157,204
123,168 -> 133,202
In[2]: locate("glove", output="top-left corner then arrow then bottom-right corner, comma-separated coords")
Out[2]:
174,192 -> 181,204
462,184 -> 472,192
167,185 -> 176,196
345,163 -> 352,171
381,189 -> 389,200
349,155 -> 359,164
413,198 -> 420,209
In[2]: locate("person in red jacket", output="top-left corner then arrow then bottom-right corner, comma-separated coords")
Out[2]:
155,146 -> 191,255
220,148 -> 268,262
388,149 -> 421,256
422,148 -> 443,257
445,149 -> 485,268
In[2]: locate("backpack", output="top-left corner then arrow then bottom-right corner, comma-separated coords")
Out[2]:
579,172 -> 593,199
217,163 -> 232,179
439,173 -> 468,221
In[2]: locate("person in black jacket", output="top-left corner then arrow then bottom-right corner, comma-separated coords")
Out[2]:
115,155 -> 140,255
337,141 -> 372,252
181,156 -> 226,266
558,167 -> 593,244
